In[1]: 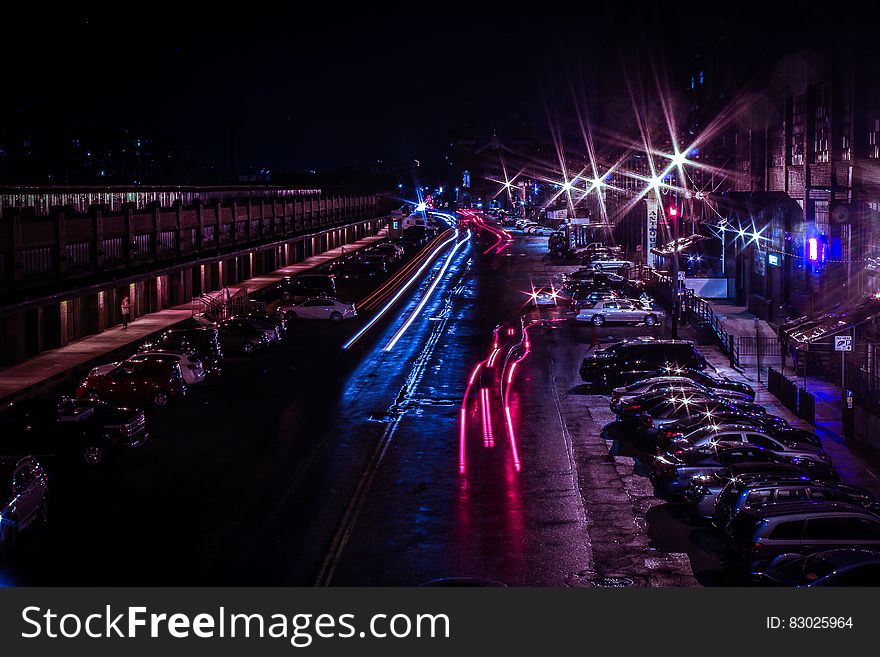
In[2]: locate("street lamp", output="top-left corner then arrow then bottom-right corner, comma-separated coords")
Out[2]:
669,206 -> 680,339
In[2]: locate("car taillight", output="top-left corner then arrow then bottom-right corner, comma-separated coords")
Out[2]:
624,403 -> 641,411
749,542 -> 764,554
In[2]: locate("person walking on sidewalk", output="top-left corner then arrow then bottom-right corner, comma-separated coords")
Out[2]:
121,296 -> 131,330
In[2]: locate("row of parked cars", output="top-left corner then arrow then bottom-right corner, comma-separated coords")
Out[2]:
580,335 -> 880,585
0,233 -> 430,552
513,219 -> 556,236
558,268 -> 665,327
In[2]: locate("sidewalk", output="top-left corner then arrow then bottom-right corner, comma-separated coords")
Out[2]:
0,229 -> 387,402
690,325 -> 880,500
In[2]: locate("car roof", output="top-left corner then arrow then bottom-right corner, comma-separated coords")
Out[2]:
747,500 -> 875,519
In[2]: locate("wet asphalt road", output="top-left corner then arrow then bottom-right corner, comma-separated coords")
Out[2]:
0,220 -> 701,586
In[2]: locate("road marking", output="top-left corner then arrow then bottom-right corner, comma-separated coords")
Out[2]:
315,255 -> 470,586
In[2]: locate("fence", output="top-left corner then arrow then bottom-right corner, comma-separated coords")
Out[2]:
639,269 -> 740,366
191,287 -> 265,324
767,367 -> 816,424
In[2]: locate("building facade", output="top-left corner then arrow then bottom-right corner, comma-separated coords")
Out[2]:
0,186 -> 390,366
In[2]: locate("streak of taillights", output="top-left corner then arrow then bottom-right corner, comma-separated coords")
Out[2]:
459,360 -> 485,475
383,230 -> 470,351
501,321 -> 532,473
487,347 -> 500,368
342,231 -> 458,350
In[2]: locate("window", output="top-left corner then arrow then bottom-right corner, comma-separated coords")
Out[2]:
768,520 -> 803,539
101,237 -> 123,261
159,231 -> 176,253
132,233 -> 152,255
774,488 -> 807,503
23,247 -> 53,275
65,242 -> 92,267
746,434 -> 776,450
803,517 -> 847,540
846,517 -> 880,540
746,489 -> 774,506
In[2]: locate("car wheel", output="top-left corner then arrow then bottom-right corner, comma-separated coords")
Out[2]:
594,263 -> 603,270
241,342 -> 255,355
330,311 -> 343,322
644,314 -> 658,326
285,311 -> 298,322
82,445 -> 104,466
153,391 -> 169,406
592,315 -> 605,326
281,291 -> 292,301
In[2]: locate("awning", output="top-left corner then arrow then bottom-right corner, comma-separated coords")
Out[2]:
780,296 -> 880,350
651,234 -> 709,257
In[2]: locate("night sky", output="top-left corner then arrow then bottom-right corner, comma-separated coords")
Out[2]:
0,2 -> 871,178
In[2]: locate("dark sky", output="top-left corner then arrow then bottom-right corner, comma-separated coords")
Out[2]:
1,2 -> 872,176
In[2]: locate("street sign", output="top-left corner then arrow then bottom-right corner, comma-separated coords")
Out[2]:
834,335 -> 853,352
677,271 -> 686,281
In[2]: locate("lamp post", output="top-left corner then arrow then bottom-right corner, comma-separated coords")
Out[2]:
670,205 -> 680,339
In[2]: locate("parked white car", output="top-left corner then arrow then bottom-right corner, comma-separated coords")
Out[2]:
575,299 -> 663,326
530,225 -> 555,236
278,297 -> 357,322
590,256 -> 634,271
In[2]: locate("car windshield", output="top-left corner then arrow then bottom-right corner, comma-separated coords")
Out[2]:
777,554 -> 838,580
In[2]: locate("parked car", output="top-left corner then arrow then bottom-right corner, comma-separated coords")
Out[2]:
650,445 -> 837,496
611,376 -> 753,407
358,253 -> 391,273
759,548 -> 880,586
647,367 -> 755,400
629,397 -> 775,441
530,225 -> 555,236
142,327 -> 222,375
575,299 -> 662,326
721,501 -> 880,578
0,457 -> 49,549
332,258 -> 383,279
234,312 -> 285,340
128,351 -> 206,385
276,274 -> 337,302
0,397 -> 147,465
217,318 -> 275,354
713,477 -> 878,530
589,255 -> 633,271
76,358 -> 187,407
580,339 -> 708,389
371,243 -> 404,260
278,297 -> 357,322
683,464 -> 809,520
660,425 -> 831,465
656,416 -> 822,452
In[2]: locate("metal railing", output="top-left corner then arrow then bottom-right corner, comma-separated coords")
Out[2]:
638,268 -> 740,366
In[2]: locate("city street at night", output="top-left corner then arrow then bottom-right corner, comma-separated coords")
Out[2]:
4,3 -> 880,602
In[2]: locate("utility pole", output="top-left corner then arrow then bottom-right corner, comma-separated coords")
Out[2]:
670,205 -> 679,339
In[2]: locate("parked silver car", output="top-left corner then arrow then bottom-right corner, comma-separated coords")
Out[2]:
575,299 -> 662,326
589,256 -> 633,271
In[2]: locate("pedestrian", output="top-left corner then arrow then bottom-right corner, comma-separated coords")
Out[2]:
121,296 -> 131,330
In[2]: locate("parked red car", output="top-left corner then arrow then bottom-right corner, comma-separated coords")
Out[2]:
76,358 -> 187,407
